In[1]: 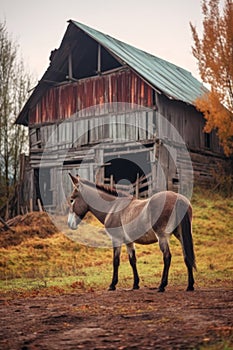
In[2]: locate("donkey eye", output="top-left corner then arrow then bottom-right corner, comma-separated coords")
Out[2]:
70,198 -> 74,204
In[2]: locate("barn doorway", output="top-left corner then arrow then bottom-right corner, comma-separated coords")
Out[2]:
34,167 -> 53,210
104,151 -> 151,197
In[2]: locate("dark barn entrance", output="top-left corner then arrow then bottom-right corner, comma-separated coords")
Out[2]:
104,151 -> 151,197
34,168 -> 53,208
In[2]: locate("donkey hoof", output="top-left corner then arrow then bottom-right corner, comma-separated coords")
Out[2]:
157,287 -> 165,292
186,286 -> 194,292
108,285 -> 116,291
133,285 -> 140,290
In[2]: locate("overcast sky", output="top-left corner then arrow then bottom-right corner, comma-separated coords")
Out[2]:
1,0 -> 206,82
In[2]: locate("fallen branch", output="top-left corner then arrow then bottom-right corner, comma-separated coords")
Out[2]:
0,216 -> 14,233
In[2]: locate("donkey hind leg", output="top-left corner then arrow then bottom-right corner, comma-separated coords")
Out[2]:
185,257 -> 195,291
158,236 -> 172,292
109,246 -> 121,291
126,243 -> 140,290
174,225 -> 195,292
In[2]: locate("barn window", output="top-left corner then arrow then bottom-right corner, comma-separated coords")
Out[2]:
30,128 -> 42,149
36,128 -> 41,148
34,167 -> 52,207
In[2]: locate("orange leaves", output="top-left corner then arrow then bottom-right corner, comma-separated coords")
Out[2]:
195,90 -> 233,155
190,0 -> 233,155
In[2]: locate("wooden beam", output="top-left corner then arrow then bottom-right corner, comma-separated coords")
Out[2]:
101,66 -> 128,75
0,217 -> 14,232
110,174 -> 114,189
37,198 -> 44,212
97,44 -> 101,75
68,51 -> 73,79
135,173 -> 139,199
65,51 -> 78,82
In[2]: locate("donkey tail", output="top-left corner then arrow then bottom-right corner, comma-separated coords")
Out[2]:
176,200 -> 196,271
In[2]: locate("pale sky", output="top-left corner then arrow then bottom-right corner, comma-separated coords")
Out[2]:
1,0 -> 205,82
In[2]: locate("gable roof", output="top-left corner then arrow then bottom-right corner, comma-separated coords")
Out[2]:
16,20 -> 207,126
71,20 -> 207,105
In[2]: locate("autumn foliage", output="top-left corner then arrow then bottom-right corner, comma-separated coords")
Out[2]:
190,0 -> 233,156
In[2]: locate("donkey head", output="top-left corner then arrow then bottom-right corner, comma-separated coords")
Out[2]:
67,173 -> 89,230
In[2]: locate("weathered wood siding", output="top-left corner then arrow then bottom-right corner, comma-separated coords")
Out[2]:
155,93 -> 228,186
29,70 -> 153,125
29,110 -> 155,155
155,93 -> 222,154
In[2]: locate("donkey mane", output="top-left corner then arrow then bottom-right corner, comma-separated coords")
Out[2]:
81,178 -> 131,198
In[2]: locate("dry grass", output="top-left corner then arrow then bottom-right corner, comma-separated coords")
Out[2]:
0,187 -> 232,295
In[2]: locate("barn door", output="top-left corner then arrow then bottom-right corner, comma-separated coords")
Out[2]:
34,167 -> 53,208
157,142 -> 178,191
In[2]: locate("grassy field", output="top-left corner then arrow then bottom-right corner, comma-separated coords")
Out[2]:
0,187 -> 232,296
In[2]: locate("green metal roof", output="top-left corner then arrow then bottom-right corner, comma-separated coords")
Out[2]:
16,20 -> 208,126
71,20 -> 207,105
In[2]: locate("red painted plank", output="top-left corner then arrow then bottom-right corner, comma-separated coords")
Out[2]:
28,70 -> 154,125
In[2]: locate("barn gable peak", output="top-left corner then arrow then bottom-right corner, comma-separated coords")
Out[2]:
16,20 -> 207,126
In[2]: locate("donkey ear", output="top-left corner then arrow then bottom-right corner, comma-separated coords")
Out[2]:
68,173 -> 79,186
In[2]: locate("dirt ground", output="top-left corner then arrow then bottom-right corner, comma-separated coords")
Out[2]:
0,287 -> 232,350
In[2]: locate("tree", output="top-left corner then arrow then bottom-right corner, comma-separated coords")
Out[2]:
0,21 -> 32,216
190,0 -> 233,156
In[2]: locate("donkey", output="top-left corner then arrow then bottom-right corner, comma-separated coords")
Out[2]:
67,173 -> 196,292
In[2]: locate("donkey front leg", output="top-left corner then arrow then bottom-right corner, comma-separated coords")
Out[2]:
109,246 -> 121,291
158,237 -> 172,292
127,243 -> 140,290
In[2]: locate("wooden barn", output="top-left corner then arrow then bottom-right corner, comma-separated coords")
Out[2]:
16,20 -> 226,212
